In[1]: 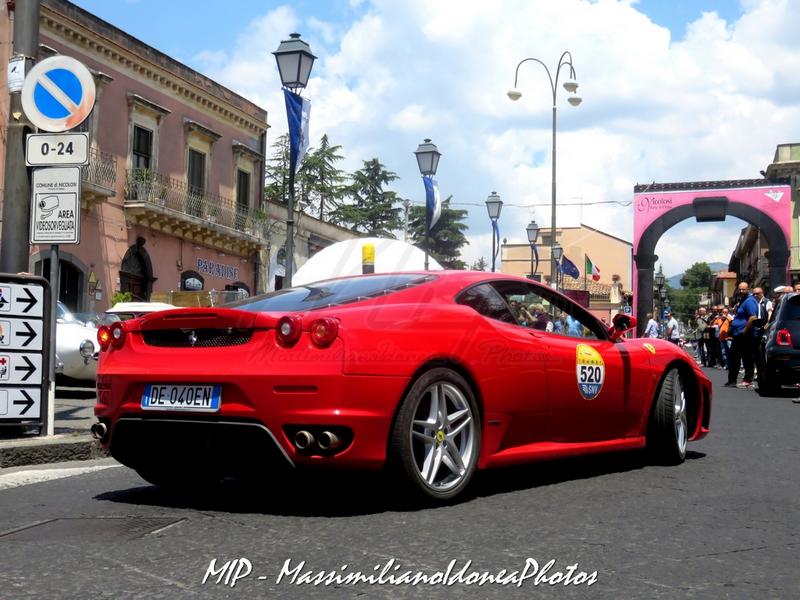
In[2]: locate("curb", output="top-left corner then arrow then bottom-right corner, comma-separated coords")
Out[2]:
0,434 -> 108,469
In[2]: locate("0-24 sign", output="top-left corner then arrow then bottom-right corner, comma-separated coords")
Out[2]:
26,132 -> 89,167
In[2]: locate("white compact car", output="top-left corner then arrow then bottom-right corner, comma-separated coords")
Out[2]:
103,301 -> 177,322
56,302 -> 99,382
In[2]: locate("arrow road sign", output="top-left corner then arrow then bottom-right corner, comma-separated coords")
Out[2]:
0,388 -> 41,419
0,283 -> 43,318
15,390 -> 35,415
0,353 -> 42,384
0,318 -> 43,351
20,55 -> 96,133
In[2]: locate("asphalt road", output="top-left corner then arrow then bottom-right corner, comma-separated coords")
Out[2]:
1,367 -> 798,599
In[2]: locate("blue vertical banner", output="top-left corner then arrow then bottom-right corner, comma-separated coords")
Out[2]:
492,219 -> 500,264
283,88 -> 311,173
423,175 -> 441,231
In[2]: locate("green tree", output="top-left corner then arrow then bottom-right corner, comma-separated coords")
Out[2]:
264,134 -> 290,205
301,134 -> 347,221
408,196 -> 469,269
470,257 -> 488,271
680,262 -> 713,289
330,158 -> 402,237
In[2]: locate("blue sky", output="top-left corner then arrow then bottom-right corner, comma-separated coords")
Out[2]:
70,0 -> 796,278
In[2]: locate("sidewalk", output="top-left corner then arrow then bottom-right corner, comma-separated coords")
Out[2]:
0,389 -> 104,469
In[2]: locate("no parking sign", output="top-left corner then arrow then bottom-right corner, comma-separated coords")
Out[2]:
20,56 -> 96,132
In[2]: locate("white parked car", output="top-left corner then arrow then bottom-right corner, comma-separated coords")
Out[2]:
56,302 -> 99,382
103,301 -> 177,322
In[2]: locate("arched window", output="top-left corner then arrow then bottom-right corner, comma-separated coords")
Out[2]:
181,270 -> 204,291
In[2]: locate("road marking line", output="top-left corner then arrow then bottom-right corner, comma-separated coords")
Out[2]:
0,464 -> 120,490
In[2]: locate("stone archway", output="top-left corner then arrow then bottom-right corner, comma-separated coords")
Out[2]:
120,237 -> 155,301
633,181 -> 791,335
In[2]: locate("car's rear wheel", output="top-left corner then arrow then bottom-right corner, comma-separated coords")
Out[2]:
648,367 -> 688,464
389,368 -> 480,501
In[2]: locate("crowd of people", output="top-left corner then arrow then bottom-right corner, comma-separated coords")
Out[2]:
644,281 -> 800,390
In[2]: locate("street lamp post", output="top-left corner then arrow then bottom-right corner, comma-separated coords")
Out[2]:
273,32 -> 316,288
508,52 -> 582,286
485,192 -> 503,272
551,242 -> 563,290
526,220 -> 540,279
654,266 -> 665,319
414,139 -> 442,271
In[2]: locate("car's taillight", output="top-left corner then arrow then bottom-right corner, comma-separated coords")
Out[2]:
109,321 -> 126,349
276,315 -> 302,347
97,326 -> 111,351
309,317 -> 339,348
776,329 -> 793,346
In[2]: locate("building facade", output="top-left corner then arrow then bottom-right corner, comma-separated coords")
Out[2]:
1,0 -> 275,312
765,142 -> 800,283
499,223 -> 632,321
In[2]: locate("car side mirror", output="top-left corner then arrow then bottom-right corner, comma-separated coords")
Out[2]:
608,313 -> 637,341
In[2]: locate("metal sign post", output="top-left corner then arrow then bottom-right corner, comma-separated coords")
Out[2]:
17,54 -> 95,436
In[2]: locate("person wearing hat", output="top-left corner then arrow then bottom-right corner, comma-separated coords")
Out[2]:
665,311 -> 680,344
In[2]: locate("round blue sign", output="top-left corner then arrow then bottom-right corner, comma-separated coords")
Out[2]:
33,68 -> 83,119
21,56 -> 96,132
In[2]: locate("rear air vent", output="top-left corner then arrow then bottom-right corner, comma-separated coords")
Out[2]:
143,328 -> 253,348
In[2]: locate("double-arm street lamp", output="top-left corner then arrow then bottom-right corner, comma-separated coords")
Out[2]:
508,52 -> 582,286
485,192 -> 503,272
526,220 -> 540,279
414,138 -> 442,271
273,32 -> 316,288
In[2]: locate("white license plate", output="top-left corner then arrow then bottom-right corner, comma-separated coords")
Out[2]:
141,384 -> 221,412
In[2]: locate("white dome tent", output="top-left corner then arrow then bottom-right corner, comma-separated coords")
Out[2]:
292,238 -> 443,286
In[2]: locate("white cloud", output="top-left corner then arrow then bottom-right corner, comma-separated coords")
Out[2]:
194,0 -> 800,277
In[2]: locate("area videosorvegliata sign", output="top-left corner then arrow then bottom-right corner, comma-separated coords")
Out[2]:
21,56 -> 96,133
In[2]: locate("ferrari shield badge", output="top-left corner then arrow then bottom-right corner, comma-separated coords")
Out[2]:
576,343 -> 605,400
643,343 -> 656,354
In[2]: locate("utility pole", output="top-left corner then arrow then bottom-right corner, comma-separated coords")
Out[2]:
1,0 -> 40,273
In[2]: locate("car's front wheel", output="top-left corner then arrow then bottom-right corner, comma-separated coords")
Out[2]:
389,368 -> 480,502
648,367 -> 688,464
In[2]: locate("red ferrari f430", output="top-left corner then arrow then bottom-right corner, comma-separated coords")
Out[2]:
94,272 -> 711,501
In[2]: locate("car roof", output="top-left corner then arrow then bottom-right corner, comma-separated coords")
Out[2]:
106,302 -> 177,314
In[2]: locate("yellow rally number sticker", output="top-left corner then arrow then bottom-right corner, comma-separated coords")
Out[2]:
576,344 -> 605,400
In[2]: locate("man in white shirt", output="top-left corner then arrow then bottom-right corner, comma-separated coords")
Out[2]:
665,311 -> 680,344
644,313 -> 659,338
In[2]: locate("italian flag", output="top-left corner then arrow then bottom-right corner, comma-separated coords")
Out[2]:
585,255 -> 601,281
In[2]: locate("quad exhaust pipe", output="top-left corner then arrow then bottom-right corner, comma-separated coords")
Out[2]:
317,431 -> 342,451
294,430 -> 315,450
91,421 -> 108,440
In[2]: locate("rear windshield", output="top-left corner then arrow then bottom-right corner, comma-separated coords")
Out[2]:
226,274 -> 435,313
781,295 -> 800,320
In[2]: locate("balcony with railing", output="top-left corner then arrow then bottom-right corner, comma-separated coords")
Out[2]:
123,169 -> 269,254
80,147 -> 117,209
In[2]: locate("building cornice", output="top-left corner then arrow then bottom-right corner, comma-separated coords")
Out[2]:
40,1 -> 269,136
